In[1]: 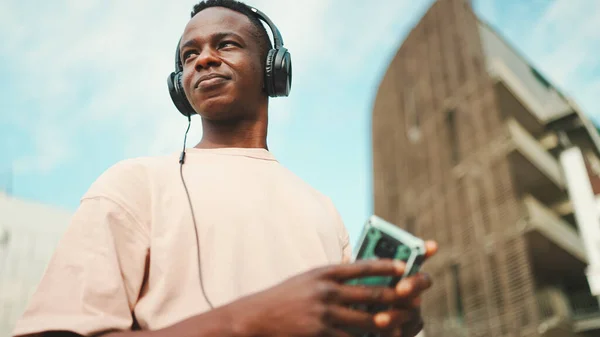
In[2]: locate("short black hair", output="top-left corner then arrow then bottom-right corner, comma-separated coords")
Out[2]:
191,0 -> 273,60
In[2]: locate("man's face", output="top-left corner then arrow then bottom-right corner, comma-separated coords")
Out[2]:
179,7 -> 265,120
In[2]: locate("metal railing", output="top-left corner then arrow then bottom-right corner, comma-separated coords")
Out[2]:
568,291 -> 600,320
537,289 -> 557,321
536,287 -> 600,334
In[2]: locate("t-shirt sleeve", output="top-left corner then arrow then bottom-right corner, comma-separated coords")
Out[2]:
12,161 -> 151,337
325,197 -> 353,264
340,223 -> 352,264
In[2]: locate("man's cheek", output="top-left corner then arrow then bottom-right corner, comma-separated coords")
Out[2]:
182,75 -> 193,96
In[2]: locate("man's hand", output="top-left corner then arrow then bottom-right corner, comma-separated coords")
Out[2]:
224,240 -> 438,337
374,240 -> 438,337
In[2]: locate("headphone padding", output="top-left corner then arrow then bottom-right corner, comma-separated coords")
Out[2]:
168,72 -> 196,117
264,49 -> 277,96
272,48 -> 291,97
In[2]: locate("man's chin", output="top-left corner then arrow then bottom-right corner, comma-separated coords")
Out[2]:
194,97 -> 238,120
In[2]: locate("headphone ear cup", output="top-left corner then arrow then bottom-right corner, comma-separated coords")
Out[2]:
272,47 -> 291,97
167,71 -> 196,117
264,49 -> 277,97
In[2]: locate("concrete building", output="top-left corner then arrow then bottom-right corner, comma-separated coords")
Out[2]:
371,0 -> 600,336
0,192 -> 72,336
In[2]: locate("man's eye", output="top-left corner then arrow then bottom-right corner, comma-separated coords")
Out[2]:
219,41 -> 238,49
183,51 -> 197,61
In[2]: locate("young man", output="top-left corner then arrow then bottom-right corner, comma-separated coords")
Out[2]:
13,1 -> 437,336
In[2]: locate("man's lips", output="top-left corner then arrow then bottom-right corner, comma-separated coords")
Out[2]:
195,73 -> 230,88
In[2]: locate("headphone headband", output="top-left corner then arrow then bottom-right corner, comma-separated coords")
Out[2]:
174,6 -> 283,72
249,7 -> 284,49
175,36 -> 184,72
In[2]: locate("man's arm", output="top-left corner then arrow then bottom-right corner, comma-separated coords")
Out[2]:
37,302 -> 245,337
13,198 -> 150,337
38,309 -> 237,337
12,160 -> 154,337
101,307 -> 238,337
39,258 -> 434,337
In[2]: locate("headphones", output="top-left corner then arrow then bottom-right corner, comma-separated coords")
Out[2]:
167,6 -> 292,118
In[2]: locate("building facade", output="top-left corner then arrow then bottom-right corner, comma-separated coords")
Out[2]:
0,192 -> 72,336
371,0 -> 600,336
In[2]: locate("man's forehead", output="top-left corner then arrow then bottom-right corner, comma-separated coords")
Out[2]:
182,7 -> 254,39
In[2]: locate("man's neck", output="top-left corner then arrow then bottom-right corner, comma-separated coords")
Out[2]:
196,115 -> 268,150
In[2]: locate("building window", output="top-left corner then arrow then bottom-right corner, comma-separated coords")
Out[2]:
451,264 -> 464,321
406,85 -> 421,143
478,179 -> 491,236
446,109 -> 459,164
488,254 -> 504,311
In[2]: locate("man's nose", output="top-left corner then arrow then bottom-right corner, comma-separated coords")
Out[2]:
195,49 -> 221,70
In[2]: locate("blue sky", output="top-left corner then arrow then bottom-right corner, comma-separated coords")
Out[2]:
1,0 -> 599,246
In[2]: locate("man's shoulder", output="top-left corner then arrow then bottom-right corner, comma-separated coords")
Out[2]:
103,154 -> 176,175
83,153 -> 178,201
276,166 -> 336,209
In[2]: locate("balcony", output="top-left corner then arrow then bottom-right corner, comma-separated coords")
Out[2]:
522,194 -> 586,275
536,287 -> 600,336
506,118 -> 566,204
536,287 -> 574,337
571,291 -> 600,333
478,20 -> 573,124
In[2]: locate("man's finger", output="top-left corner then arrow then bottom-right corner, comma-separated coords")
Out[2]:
333,284 -> 399,305
326,305 -> 378,332
394,273 -> 433,307
424,241 -> 438,259
373,309 -> 415,329
396,273 -> 432,296
321,259 -> 405,281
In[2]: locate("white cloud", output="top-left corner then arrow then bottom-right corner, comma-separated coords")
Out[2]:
323,0 -> 434,74
0,0 -> 343,171
2,0 -> 199,163
524,0 -> 600,120
4,0 -> 600,177
1,0 -> 422,173
527,0 -> 598,80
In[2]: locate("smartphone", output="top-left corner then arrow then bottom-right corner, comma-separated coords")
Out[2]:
345,215 -> 426,332
347,215 -> 426,287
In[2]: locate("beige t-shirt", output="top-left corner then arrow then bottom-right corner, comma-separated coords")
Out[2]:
13,148 -> 352,336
